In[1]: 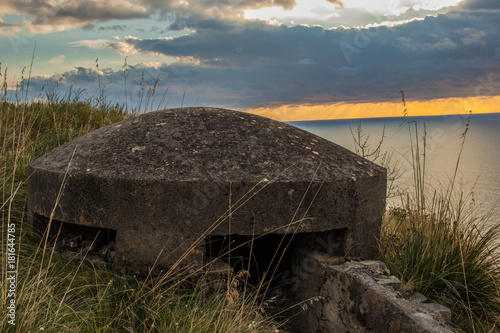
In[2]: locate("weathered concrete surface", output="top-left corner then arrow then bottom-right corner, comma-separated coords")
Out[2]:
285,253 -> 454,333
28,107 -> 386,272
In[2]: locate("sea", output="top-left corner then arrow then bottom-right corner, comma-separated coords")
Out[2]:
289,113 -> 500,224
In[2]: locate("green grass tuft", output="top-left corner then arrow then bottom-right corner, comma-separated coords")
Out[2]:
379,93 -> 500,333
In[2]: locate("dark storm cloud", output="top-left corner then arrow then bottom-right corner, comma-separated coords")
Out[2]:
13,0 -> 500,110
0,0 -> 298,31
1,0 -> 150,26
457,0 -> 500,11
105,9 -> 500,107
154,0 -> 298,31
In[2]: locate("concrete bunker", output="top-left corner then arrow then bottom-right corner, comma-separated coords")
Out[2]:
28,107 -> 458,332
28,107 -> 386,276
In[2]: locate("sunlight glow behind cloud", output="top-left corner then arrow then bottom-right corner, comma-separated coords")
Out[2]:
245,0 -> 463,27
344,0 -> 462,14
245,0 -> 340,22
248,96 -> 500,122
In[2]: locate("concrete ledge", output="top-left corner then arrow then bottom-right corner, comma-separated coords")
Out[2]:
285,254 -> 454,333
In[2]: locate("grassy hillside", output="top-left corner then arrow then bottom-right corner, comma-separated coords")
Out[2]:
0,93 -> 285,332
0,79 -> 498,332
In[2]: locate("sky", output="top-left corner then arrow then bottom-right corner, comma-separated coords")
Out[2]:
1,0 -> 499,121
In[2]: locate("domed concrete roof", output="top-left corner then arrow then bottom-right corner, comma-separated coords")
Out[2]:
28,107 -> 386,271
30,107 -> 382,182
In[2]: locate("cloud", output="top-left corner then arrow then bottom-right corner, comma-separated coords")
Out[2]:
244,0 -> 459,28
3,0 -> 149,23
142,0 -> 297,17
325,0 -> 344,8
0,0 -> 300,34
47,54 -> 66,64
69,39 -> 111,49
115,11 -> 498,63
0,0 -> 149,33
82,23 -> 128,31
111,42 -> 140,55
459,27 -> 487,45
457,0 -> 500,11
110,36 -> 142,54
0,0 -> 462,37
109,9 -> 500,108
16,6 -> 500,113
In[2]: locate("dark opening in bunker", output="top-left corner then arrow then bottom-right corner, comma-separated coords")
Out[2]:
205,228 -> 347,286
32,213 -> 117,259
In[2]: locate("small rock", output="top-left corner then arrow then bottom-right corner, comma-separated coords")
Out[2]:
412,292 -> 428,304
359,260 -> 391,275
421,302 -> 452,322
377,275 -> 401,289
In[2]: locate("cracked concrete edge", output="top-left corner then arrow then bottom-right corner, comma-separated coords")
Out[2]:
327,261 -> 455,333
286,254 -> 456,333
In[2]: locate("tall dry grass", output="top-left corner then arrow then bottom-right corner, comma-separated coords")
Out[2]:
379,92 -> 500,333
0,68 -> 284,332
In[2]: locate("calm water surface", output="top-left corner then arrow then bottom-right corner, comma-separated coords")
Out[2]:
289,113 -> 500,222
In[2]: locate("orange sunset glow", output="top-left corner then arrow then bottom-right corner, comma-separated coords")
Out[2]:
248,95 -> 500,122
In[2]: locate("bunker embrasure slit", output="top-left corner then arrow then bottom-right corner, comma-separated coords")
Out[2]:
33,213 -> 117,262
206,233 -> 298,285
204,228 -> 348,286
